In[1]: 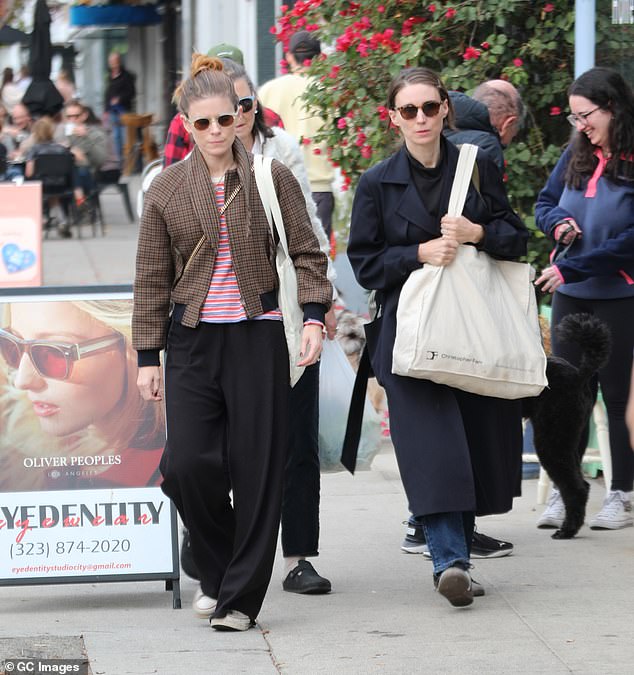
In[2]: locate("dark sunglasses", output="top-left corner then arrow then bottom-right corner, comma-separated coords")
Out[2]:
395,101 -> 443,120
0,328 -> 124,380
186,112 -> 238,131
239,96 -> 255,113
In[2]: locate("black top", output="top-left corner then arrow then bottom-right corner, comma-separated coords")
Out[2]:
25,141 -> 70,161
406,142 -> 445,222
104,67 -> 136,112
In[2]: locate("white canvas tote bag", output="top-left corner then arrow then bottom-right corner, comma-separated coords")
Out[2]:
392,144 -> 547,399
253,154 -> 306,387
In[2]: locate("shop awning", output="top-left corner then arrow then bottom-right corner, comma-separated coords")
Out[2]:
69,4 -> 162,28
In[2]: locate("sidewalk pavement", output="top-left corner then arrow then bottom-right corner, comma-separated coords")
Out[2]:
3,180 -> 634,674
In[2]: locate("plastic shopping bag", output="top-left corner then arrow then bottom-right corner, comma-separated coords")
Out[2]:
319,338 -> 383,472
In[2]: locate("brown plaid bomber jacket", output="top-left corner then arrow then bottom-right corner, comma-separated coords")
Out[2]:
132,140 -> 332,355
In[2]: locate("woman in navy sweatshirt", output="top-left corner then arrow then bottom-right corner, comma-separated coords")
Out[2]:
535,67 -> 634,531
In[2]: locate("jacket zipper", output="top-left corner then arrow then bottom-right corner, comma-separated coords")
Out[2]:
181,183 -> 243,277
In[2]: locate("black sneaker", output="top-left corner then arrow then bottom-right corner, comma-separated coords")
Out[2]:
400,520 -> 428,554
471,530 -> 513,559
283,560 -> 331,594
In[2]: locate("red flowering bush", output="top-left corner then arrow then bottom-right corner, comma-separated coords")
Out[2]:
271,0 -> 633,268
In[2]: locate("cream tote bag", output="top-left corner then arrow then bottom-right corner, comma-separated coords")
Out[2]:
253,154 -> 305,387
392,144 -> 547,399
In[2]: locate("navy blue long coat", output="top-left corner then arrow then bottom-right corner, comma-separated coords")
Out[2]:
348,139 -> 528,517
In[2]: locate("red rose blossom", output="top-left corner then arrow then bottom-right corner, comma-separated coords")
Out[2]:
463,46 -> 481,61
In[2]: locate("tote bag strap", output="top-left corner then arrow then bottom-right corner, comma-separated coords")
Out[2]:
253,154 -> 290,259
447,143 -> 478,217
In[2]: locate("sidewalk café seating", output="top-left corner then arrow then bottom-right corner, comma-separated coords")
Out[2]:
30,151 -> 78,238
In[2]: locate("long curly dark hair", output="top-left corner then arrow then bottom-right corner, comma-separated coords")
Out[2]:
565,67 -> 634,188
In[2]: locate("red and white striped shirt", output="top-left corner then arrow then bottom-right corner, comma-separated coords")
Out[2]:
200,179 -> 282,324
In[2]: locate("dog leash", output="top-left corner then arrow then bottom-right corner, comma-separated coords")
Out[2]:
551,224 -> 578,263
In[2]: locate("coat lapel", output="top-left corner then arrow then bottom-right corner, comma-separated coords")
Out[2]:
382,146 -> 438,237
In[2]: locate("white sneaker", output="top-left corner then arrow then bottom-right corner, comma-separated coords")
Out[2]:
589,490 -> 633,530
537,488 -> 565,529
192,586 -> 217,618
210,609 -> 253,632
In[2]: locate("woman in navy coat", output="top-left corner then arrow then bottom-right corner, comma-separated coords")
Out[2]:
348,67 -> 528,607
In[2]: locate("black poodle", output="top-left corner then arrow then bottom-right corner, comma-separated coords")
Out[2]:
523,313 -> 611,539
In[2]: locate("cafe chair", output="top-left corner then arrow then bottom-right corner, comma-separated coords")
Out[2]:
96,167 -> 135,224
31,151 -> 79,238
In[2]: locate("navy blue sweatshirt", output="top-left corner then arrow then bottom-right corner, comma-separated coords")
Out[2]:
535,146 -> 634,299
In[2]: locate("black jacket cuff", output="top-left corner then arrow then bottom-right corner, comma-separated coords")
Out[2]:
137,349 -> 161,367
302,303 -> 326,325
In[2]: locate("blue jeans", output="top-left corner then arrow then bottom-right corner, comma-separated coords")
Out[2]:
109,105 -> 125,163
421,511 -> 475,576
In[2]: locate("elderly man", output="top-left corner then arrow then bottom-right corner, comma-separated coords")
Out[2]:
445,79 -> 525,173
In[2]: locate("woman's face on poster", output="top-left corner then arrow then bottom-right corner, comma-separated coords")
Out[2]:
4,302 -> 126,436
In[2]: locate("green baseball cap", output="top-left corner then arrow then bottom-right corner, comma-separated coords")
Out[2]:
207,43 -> 244,65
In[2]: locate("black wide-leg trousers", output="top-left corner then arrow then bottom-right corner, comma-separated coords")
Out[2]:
160,319 -> 290,621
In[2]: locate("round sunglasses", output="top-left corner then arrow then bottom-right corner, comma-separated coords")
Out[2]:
395,101 -> 443,120
0,328 -> 124,381
186,111 -> 238,131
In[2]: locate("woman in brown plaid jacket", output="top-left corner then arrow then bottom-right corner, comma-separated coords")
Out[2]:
132,54 -> 331,632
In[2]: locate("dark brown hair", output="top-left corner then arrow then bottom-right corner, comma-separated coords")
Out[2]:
565,67 -> 634,187
220,58 -> 274,142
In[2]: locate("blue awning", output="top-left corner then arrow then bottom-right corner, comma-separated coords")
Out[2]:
69,5 -> 162,28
